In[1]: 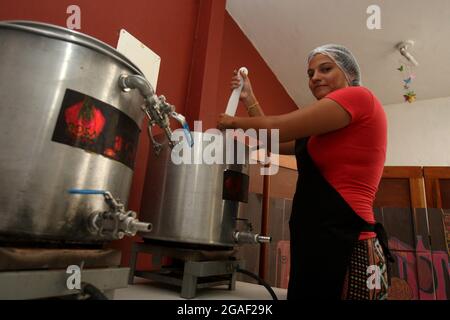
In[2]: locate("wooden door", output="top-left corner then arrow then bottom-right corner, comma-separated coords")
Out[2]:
424,167 -> 450,208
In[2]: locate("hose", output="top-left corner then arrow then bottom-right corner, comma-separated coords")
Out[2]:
236,267 -> 278,300
81,282 -> 108,300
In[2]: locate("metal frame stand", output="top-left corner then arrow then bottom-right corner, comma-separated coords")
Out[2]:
129,242 -> 243,299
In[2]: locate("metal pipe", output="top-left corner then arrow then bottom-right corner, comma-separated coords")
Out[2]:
256,235 -> 271,243
118,74 -> 155,97
233,231 -> 271,244
130,221 -> 153,233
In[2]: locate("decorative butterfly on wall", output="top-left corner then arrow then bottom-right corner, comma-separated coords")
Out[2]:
404,91 -> 417,103
398,64 -> 417,103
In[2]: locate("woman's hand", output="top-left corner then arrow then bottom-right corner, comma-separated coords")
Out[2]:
231,69 -> 256,104
217,113 -> 236,130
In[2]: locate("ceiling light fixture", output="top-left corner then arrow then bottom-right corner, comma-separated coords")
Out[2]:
396,40 -> 419,66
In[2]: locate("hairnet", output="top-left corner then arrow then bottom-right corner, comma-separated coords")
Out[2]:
307,44 -> 361,86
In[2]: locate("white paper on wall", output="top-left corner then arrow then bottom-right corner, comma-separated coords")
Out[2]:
116,29 -> 161,91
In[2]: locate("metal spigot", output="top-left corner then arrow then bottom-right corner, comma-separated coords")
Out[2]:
233,218 -> 272,244
233,231 -> 272,244
68,189 -> 152,240
118,74 -> 193,155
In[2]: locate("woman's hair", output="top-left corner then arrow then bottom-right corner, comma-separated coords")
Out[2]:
307,44 -> 361,86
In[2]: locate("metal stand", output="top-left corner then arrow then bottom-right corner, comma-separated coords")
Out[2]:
129,242 -> 243,299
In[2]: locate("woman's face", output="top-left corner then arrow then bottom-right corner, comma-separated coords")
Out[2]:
307,54 -> 349,100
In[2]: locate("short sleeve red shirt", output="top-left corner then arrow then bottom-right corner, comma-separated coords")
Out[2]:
307,86 -> 387,240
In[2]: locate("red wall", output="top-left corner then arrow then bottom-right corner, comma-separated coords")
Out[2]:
0,1 -> 297,267
0,0 -> 200,266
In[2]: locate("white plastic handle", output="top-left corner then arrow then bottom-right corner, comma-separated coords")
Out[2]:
225,67 -> 248,116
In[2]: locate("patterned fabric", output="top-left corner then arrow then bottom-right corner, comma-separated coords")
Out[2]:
341,238 -> 389,300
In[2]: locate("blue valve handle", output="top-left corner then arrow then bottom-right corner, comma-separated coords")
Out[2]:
182,122 -> 194,148
68,189 -> 106,195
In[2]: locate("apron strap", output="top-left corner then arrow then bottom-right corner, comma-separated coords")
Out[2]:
360,222 -> 395,262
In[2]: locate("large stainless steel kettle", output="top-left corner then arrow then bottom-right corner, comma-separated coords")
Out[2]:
139,131 -> 271,247
0,21 -> 191,244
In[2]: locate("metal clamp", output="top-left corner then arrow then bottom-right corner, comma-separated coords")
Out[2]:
68,189 -> 152,239
118,74 -> 193,155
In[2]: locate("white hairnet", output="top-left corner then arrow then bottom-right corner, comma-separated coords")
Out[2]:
307,44 -> 361,86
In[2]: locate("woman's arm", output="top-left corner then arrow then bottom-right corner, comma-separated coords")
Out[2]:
242,97 -> 295,154
218,98 -> 351,143
233,71 -> 296,154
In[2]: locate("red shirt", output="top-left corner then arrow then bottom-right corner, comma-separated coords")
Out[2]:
307,86 -> 387,240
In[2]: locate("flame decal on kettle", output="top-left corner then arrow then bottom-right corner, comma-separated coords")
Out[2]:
64,96 -> 106,143
52,89 -> 140,169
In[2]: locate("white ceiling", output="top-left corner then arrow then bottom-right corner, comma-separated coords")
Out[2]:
226,0 -> 450,106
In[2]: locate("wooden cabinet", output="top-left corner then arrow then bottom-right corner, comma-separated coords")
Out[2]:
424,167 -> 450,208
251,164 -> 450,209
374,167 -> 426,208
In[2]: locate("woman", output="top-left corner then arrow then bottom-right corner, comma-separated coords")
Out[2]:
217,44 -> 393,300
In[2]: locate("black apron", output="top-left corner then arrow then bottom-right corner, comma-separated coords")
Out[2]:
288,137 -> 392,300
